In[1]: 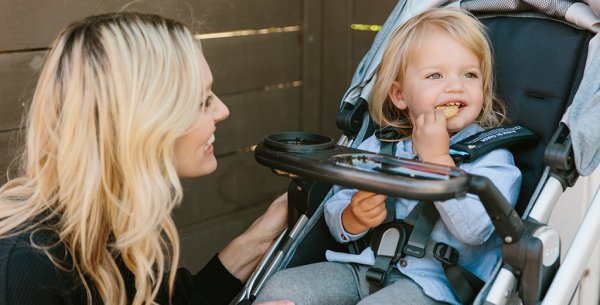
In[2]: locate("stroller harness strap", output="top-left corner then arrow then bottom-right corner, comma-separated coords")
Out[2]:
375,124 -> 538,165
362,126 -> 534,301
365,199 -> 484,304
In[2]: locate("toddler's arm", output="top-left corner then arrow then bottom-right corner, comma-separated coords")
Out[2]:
434,148 -> 522,245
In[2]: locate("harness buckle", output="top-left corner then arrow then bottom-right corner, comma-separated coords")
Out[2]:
366,266 -> 387,286
366,223 -> 407,288
433,242 -> 459,266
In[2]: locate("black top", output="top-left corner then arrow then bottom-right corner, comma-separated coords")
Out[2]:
0,227 -> 243,305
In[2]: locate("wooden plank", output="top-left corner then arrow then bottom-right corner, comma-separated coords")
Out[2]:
321,0 -> 353,139
0,0 -> 301,51
0,51 -> 44,131
216,87 -> 302,155
0,33 -> 301,132
0,130 -> 23,185
177,200 -> 272,271
301,0 -> 323,134
353,0 -> 399,24
350,0 -> 397,78
317,0 -> 398,138
204,32 -> 302,95
351,31 -> 378,77
174,151 -> 289,228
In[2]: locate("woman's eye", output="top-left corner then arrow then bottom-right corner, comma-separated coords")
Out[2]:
426,73 -> 442,79
464,72 -> 479,79
203,95 -> 213,108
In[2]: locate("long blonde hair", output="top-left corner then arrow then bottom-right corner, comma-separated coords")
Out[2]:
370,8 -> 507,138
0,12 -> 204,305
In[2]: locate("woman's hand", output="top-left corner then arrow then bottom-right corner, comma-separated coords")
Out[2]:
219,193 -> 288,281
341,191 -> 387,235
412,109 -> 455,166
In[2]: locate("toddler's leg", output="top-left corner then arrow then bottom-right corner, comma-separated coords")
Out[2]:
357,268 -> 449,305
253,262 -> 363,305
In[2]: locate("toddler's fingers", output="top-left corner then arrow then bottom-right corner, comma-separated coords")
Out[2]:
424,110 -> 437,125
373,208 -> 388,225
435,108 -> 446,121
414,112 -> 426,128
353,190 -> 377,202
357,194 -> 387,211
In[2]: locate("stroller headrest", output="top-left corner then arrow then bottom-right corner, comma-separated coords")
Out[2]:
480,15 -> 591,213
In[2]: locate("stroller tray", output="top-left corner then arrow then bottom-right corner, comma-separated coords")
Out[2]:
256,131 -> 469,201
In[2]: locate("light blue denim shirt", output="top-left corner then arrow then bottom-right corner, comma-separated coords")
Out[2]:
324,123 -> 522,305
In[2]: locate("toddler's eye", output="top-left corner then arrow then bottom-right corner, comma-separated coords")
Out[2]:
464,72 -> 479,79
426,73 -> 442,79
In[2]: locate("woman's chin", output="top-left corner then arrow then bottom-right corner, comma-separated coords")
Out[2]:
177,158 -> 218,178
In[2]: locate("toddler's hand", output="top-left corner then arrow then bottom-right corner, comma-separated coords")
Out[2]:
342,191 -> 387,235
412,109 -> 454,166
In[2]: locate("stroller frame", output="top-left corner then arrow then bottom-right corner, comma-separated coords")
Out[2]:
237,1 -> 600,305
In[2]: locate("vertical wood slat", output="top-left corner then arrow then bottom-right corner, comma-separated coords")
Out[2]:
317,0 -> 401,139
0,51 -> 44,131
0,130 -> 23,185
301,0 -> 323,134
321,0 -> 353,139
350,0 -> 398,83
353,0 -> 399,24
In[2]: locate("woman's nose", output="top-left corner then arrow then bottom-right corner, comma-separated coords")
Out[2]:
213,96 -> 230,122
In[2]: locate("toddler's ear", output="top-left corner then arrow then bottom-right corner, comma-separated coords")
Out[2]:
388,81 -> 407,110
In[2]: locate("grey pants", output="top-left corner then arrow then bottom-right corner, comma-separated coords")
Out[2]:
253,262 -> 448,305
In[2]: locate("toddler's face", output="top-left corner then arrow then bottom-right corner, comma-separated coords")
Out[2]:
390,26 -> 484,133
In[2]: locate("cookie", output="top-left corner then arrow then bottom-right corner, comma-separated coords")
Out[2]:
435,105 -> 459,119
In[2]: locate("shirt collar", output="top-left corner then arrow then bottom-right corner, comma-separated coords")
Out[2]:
449,123 -> 484,145
399,123 -> 483,156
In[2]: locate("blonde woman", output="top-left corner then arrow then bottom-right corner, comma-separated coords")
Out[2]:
255,8 -> 521,305
0,12 -> 291,305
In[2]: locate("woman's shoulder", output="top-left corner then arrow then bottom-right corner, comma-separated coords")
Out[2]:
0,225 -> 76,304
0,225 -> 67,275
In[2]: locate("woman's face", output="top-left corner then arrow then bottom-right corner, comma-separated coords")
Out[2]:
174,54 -> 229,178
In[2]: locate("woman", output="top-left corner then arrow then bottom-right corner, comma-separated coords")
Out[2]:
0,12 -> 291,305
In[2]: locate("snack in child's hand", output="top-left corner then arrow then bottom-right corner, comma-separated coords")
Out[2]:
435,103 -> 460,119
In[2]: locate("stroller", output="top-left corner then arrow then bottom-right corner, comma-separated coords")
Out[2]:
237,1 -> 600,304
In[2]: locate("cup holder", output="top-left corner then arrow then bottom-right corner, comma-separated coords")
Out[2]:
264,132 -> 334,153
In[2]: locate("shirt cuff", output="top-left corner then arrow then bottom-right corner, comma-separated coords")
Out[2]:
337,215 -> 369,242
194,254 -> 243,305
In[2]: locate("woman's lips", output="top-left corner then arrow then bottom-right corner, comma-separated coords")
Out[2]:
205,134 -> 215,152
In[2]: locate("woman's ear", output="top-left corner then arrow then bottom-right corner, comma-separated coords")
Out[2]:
388,81 -> 407,110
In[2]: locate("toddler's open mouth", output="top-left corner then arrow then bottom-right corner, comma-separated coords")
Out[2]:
435,101 -> 464,119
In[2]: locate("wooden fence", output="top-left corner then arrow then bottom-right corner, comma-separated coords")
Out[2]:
0,0 -> 396,271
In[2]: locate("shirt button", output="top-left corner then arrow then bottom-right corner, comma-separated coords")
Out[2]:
399,259 -> 408,267
341,234 -> 348,241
